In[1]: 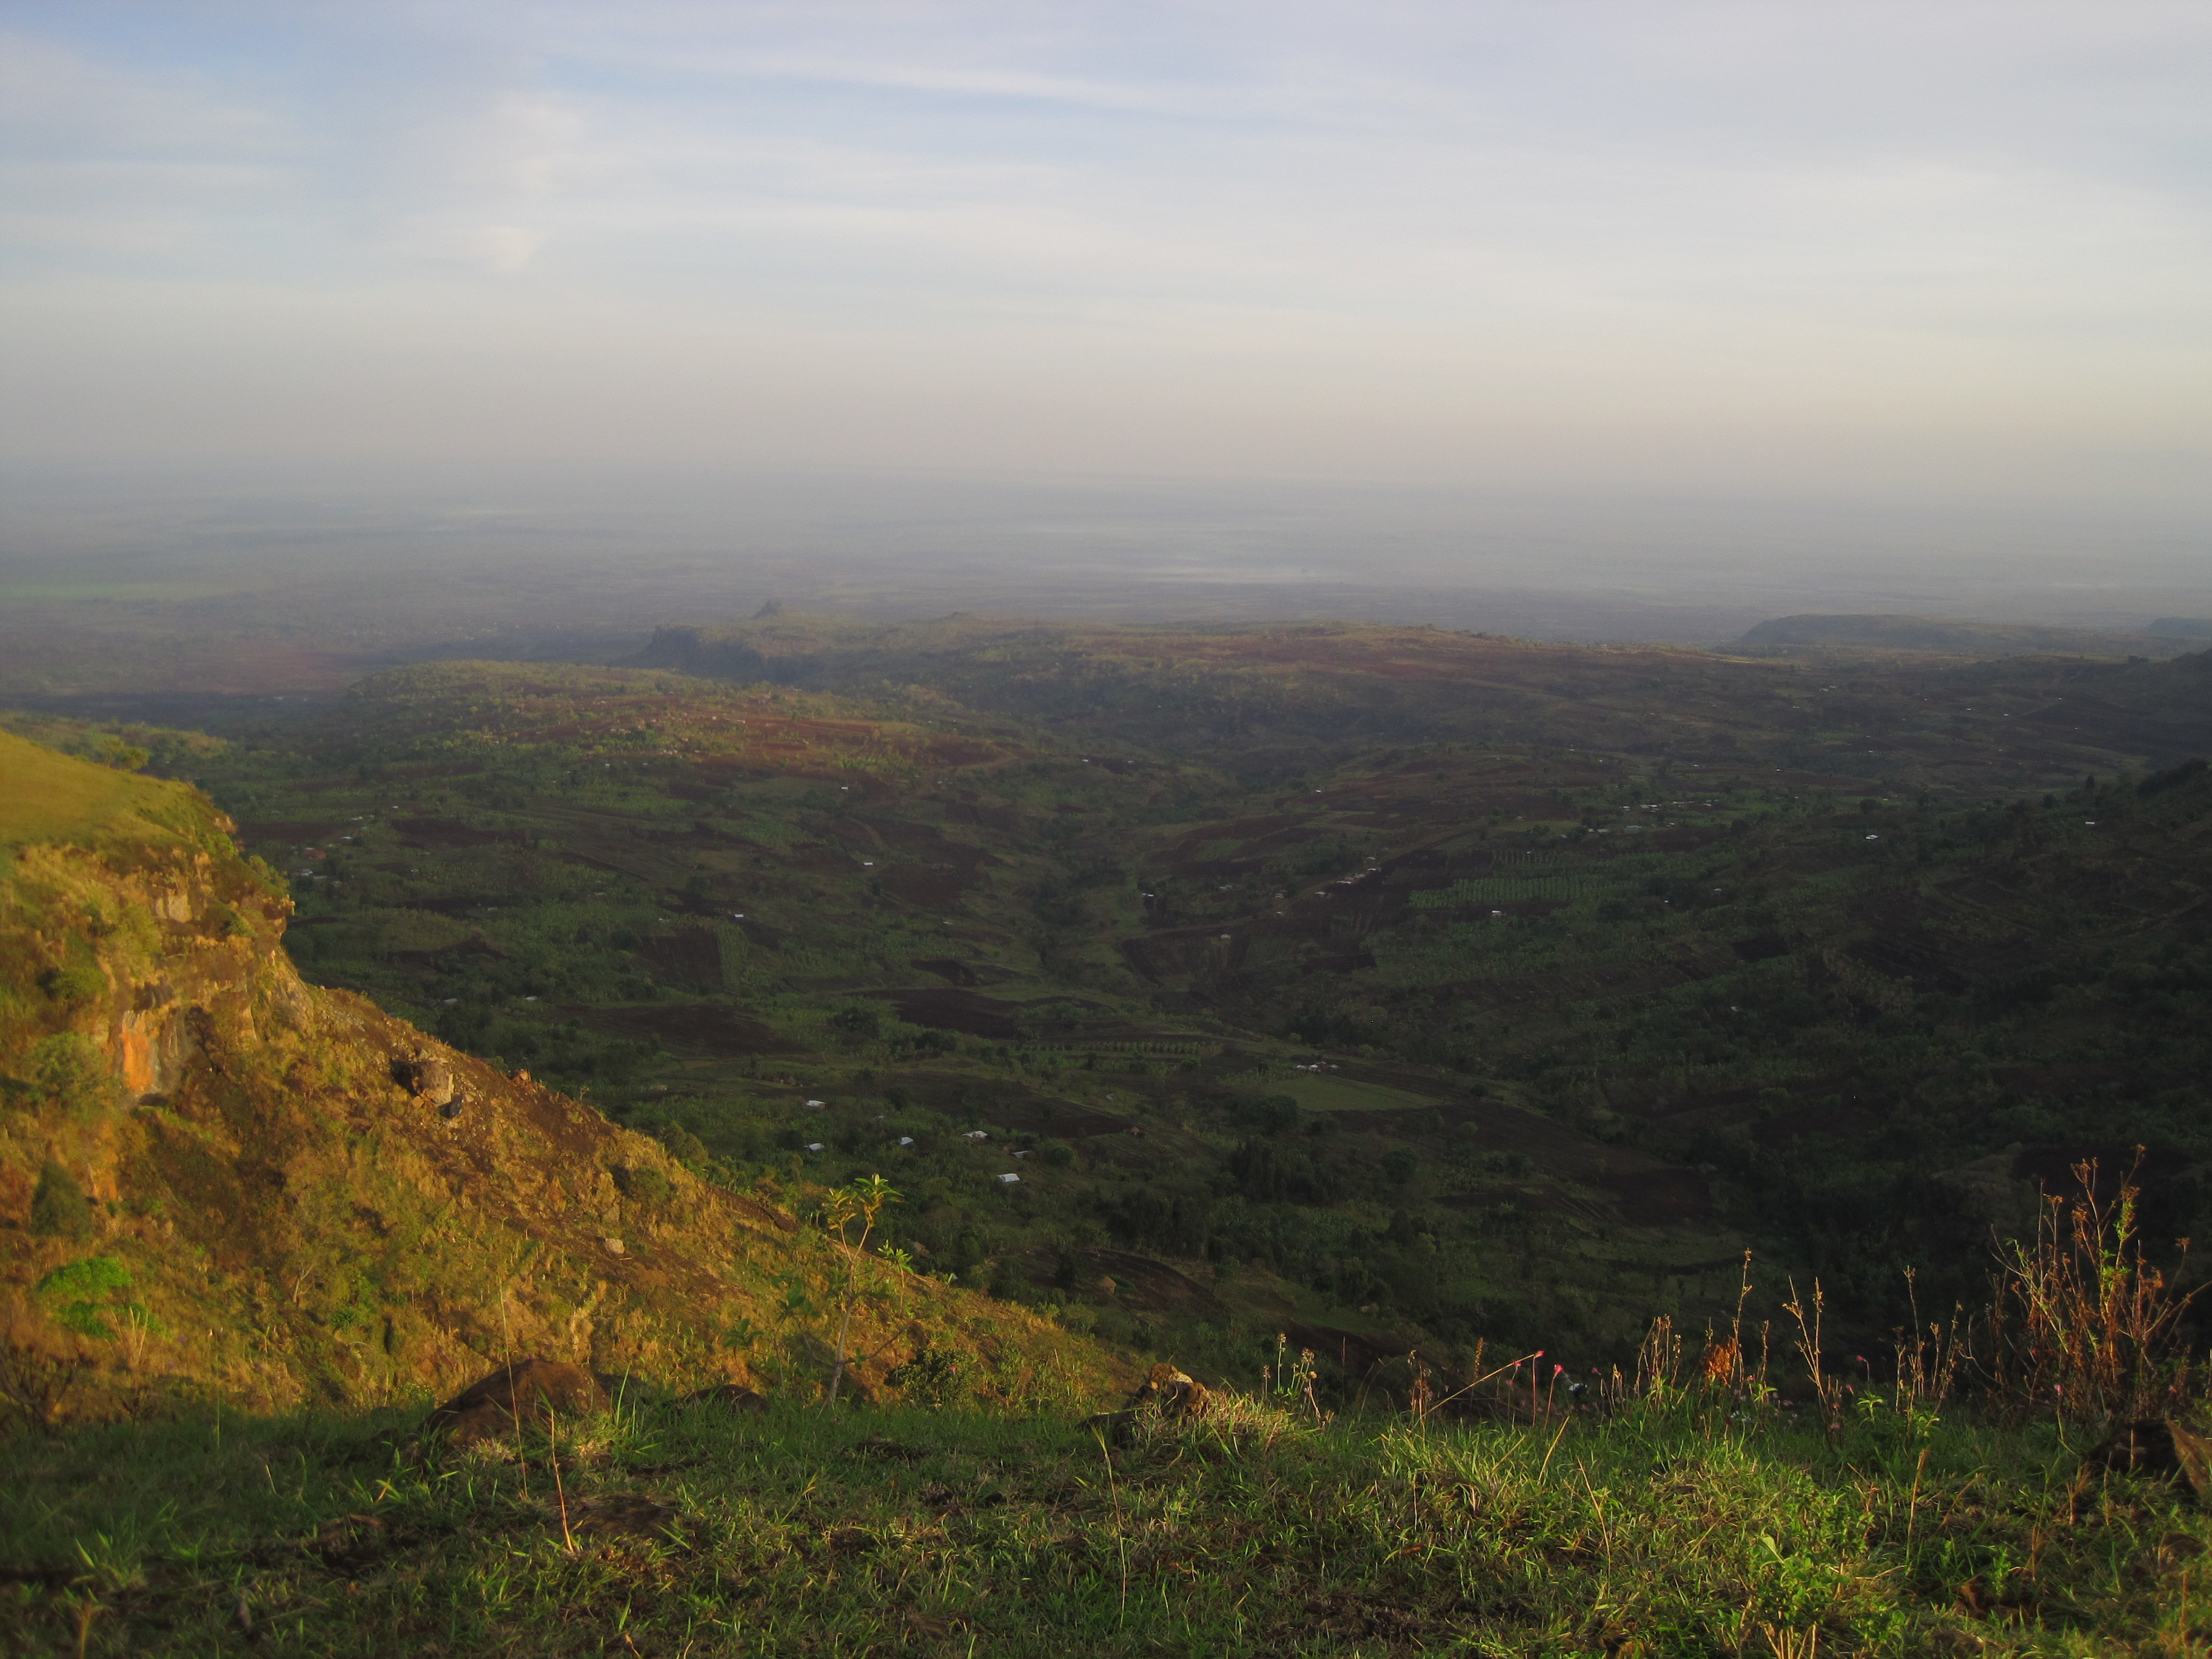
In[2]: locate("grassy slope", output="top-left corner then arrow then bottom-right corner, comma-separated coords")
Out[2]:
0,729 -> 208,860
0,729 -> 1125,1424
2,1393 -> 2200,1655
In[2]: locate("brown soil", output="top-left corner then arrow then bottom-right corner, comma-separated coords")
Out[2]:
1597,1167 -> 1717,1227
1080,1248 -> 1222,1315
236,820 -> 352,845
910,958 -> 1013,987
977,1099 -> 1129,1138
879,865 -> 968,907
635,930 -> 723,988
890,988 -> 1026,1039
1279,1321 -> 1441,1381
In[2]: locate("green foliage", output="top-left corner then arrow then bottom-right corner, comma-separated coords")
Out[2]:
830,1002 -> 882,1038
25,1032 -> 121,1121
28,1160 -> 92,1239
886,1338 -> 971,1407
609,1164 -> 674,1208
33,1256 -> 140,1341
163,641 -> 2212,1371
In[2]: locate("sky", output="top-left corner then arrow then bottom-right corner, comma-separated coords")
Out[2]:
2,1 -> 2210,518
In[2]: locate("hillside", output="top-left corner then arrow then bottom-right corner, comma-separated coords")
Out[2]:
642,612 -> 2212,785
1733,612 -> 2186,659
0,731 -> 1121,1423
5,652 -> 2212,1655
59,622 -> 2194,1392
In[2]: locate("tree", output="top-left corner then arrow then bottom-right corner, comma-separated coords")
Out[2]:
819,1174 -> 902,1406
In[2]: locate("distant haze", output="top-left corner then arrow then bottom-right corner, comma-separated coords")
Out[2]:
5,466 -> 2210,654
3,1 -> 2210,532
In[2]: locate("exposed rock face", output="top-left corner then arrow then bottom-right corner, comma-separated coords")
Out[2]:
424,1358 -> 609,1448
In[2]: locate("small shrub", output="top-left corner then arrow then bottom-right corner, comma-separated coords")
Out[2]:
888,1339 -> 971,1408
27,1033 -> 122,1122
29,1161 -> 92,1240
610,1164 -> 674,1207
1989,1152 -> 2202,1423
35,962 -> 104,1004
830,1004 -> 882,1039
34,1256 -> 142,1341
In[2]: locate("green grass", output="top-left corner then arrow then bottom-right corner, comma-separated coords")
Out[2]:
2,1392 -> 2199,1655
144,649 -> 2212,1372
1273,1073 -> 1441,1114
0,731 -> 199,856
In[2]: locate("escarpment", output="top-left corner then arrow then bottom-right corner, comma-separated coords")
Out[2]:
0,732 -> 1118,1422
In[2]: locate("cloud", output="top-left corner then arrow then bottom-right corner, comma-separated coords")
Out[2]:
466,224 -> 542,273
0,1 -> 2207,512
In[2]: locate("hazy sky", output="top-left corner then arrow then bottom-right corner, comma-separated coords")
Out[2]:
4,2 -> 2210,511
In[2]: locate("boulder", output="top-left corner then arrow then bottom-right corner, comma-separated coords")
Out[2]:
392,1054 -> 458,1108
1130,1361 -> 1213,1421
1087,1362 -> 1214,1446
2086,1418 -> 2212,1498
423,1358 -> 608,1449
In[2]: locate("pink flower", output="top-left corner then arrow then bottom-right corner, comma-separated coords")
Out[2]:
1552,1364 -> 1564,1376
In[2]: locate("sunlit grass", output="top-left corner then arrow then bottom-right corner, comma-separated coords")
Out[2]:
2,1390 -> 2200,1655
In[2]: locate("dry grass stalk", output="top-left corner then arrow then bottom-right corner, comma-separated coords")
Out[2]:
1782,1278 -> 1840,1430
1887,1269 -> 1970,1416
1635,1315 -> 1683,1403
1989,1151 -> 2202,1425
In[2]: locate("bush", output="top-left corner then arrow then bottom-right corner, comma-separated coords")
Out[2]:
35,962 -> 104,1004
610,1164 -> 674,1208
830,1004 -> 882,1039
34,1256 -> 139,1340
887,1339 -> 971,1408
27,1034 -> 121,1122
29,1162 -> 92,1240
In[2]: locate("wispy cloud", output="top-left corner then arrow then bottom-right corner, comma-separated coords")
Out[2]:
1,1 -> 2207,508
